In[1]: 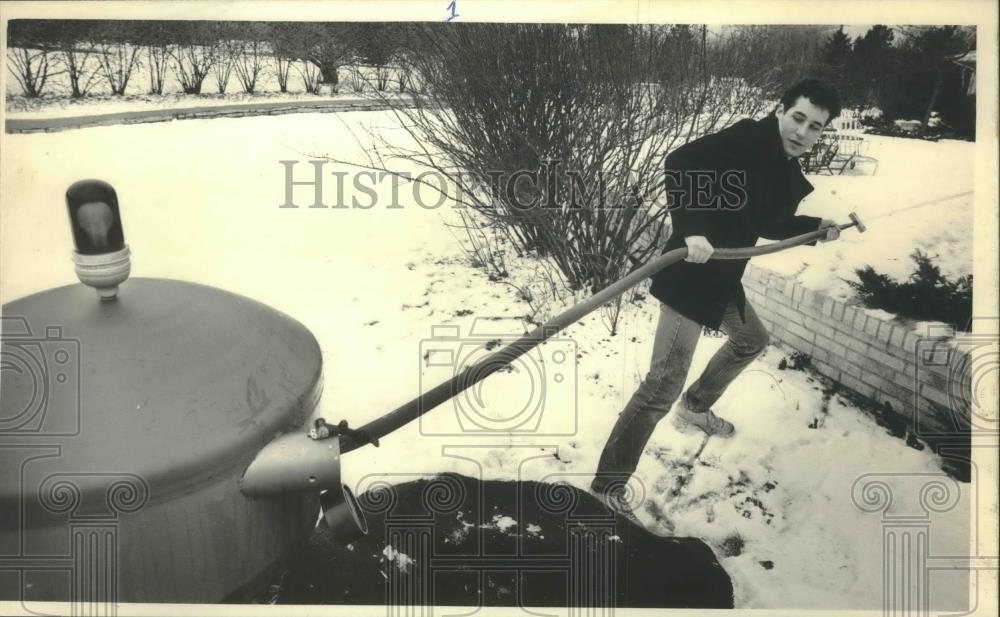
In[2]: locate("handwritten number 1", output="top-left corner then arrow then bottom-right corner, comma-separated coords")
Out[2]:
446,1 -> 458,21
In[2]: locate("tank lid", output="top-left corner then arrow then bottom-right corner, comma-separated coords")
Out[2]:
0,278 -> 322,506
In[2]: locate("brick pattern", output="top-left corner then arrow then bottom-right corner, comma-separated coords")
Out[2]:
741,263 -> 973,436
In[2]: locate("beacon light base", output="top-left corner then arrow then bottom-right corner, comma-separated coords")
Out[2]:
73,245 -> 131,301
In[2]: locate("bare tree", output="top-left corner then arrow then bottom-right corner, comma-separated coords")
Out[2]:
395,50 -> 418,93
267,22 -> 357,90
353,23 -> 399,92
899,26 -> 976,128
267,23 -> 295,93
6,46 -> 55,97
211,40 -> 237,93
336,26 -> 750,290
295,60 -> 324,94
61,44 -> 101,98
171,44 -> 215,94
318,24 -> 786,333
346,66 -> 367,93
233,39 -> 267,94
719,25 -> 828,93
94,40 -> 142,95
372,64 -> 392,92
274,54 -> 292,93
146,43 -> 170,94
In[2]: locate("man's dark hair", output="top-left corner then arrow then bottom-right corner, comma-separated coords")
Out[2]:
779,79 -> 842,123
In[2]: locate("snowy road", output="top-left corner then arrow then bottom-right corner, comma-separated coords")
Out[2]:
4,96 -> 404,133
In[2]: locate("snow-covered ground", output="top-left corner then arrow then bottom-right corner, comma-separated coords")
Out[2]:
0,111 -> 974,610
4,90 -> 399,119
754,135 -> 974,303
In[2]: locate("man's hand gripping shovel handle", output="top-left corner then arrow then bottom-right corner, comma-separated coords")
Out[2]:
340,212 -> 866,453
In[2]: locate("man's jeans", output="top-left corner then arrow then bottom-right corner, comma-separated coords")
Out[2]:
593,300 -> 769,490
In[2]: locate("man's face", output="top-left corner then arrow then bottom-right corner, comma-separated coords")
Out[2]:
776,96 -> 831,158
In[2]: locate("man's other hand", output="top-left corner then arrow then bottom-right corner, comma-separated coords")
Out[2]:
684,236 -> 714,263
818,218 -> 840,242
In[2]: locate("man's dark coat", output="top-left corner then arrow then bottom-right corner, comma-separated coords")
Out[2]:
649,113 -> 823,330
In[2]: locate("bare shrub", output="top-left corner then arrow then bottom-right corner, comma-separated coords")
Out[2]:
396,58 -> 414,93
274,54 -> 292,93
7,46 -> 55,97
346,66 -> 367,93
323,24 -> 791,332
295,60 -> 324,94
146,44 -> 170,94
352,26 -> 722,292
94,40 -> 142,95
171,44 -> 215,94
233,39 -> 267,94
61,45 -> 101,98
449,210 -> 510,283
268,22 -> 357,91
211,40 -> 237,93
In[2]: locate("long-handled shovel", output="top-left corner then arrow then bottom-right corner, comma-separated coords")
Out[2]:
339,212 -> 867,453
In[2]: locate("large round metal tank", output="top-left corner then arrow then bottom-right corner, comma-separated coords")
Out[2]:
0,277 -> 323,603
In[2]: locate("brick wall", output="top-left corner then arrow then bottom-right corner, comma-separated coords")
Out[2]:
741,262 -> 973,444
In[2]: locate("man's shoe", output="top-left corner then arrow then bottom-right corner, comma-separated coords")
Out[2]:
673,395 -> 735,437
590,482 -> 641,523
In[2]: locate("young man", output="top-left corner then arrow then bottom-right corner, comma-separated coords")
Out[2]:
592,79 -> 843,508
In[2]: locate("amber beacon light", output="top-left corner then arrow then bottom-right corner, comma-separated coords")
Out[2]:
66,179 -> 131,300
